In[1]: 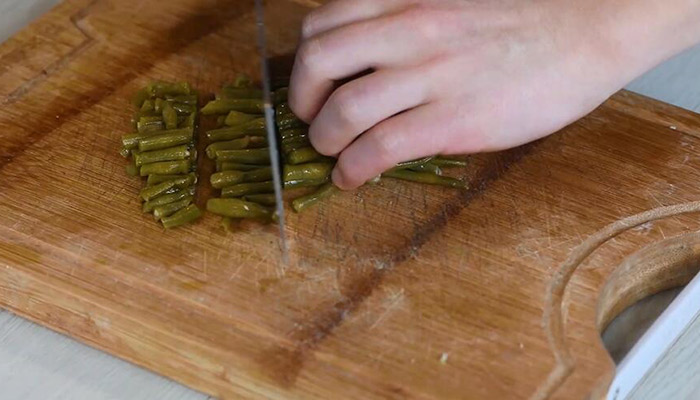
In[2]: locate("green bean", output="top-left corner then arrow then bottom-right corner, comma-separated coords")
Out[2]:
133,88 -> 149,108
216,115 -> 226,127
216,161 -> 265,172
206,118 -> 266,141
121,133 -> 147,150
277,115 -> 307,130
210,171 -> 245,189
139,180 -> 176,201
218,87 -> 263,100
224,111 -> 258,126
147,81 -> 191,97
292,183 -> 338,213
201,99 -> 264,115
149,172 -> 197,189
281,135 -> 310,154
215,148 -> 270,164
137,115 -> 164,133
207,198 -> 271,219
275,102 -> 291,117
125,164 -> 139,176
283,163 -> 332,182
284,177 -> 330,189
390,157 -> 434,172
162,102 -> 178,129
165,94 -> 198,104
135,145 -> 191,167
140,99 -> 154,112
279,128 -> 308,140
383,170 -> 466,188
138,128 -> 193,151
242,194 -> 277,206
179,112 -> 196,129
172,103 -> 196,115
221,181 -> 274,197
286,147 -> 324,164
153,197 -> 193,220
205,137 -> 250,159
161,204 -> 202,228
143,187 -> 195,212
154,98 -> 164,113
242,167 -> 272,182
273,87 -> 288,105
139,160 -> 190,176
409,163 -> 442,175
432,157 -> 468,168
119,147 -> 130,158
146,172 -> 195,185
231,73 -> 252,88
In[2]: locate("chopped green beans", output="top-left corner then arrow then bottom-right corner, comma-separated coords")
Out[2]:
161,204 -> 202,228
138,128 -> 193,151
139,180 -> 177,201
216,161 -> 265,171
284,177 -> 330,189
215,148 -> 271,164
292,183 -> 338,213
146,172 -> 195,186
139,160 -> 191,176
409,163 -> 442,175
153,197 -> 193,221
286,147 -> 324,165
206,119 -> 266,141
242,167 -> 272,182
205,137 -> 251,159
134,145 -> 190,166
224,111 -> 258,126
391,156 -> 434,171
218,87 -> 263,100
231,73 -> 252,88
125,164 -> 139,176
221,181 -> 274,198
147,81 -> 191,98
162,102 -> 178,130
210,171 -> 245,189
201,99 -> 264,115
283,163 -> 333,182
432,157 -> 468,168
384,170 -> 466,188
143,187 -> 195,213
137,115 -> 164,133
207,198 -> 271,219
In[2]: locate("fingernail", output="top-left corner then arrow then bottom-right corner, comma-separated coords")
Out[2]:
331,168 -> 347,190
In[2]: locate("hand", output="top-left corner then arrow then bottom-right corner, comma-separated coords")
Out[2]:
289,0 -> 700,189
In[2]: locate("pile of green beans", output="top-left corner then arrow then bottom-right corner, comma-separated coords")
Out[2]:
120,81 -> 202,229
202,76 -> 278,224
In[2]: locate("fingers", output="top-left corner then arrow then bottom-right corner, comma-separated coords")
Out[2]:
301,0 -> 407,39
308,68 -> 430,156
289,7 -> 446,122
331,101 -> 493,189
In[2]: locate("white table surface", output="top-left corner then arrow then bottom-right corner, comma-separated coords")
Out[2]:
1,2 -> 700,399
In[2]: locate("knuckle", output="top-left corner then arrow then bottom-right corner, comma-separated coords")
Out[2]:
331,87 -> 363,130
301,12 -> 317,39
370,125 -> 399,167
400,5 -> 442,42
335,155 -> 361,188
296,38 -> 324,72
308,128 -> 335,156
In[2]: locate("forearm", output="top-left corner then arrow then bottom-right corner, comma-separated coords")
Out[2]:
596,0 -> 700,85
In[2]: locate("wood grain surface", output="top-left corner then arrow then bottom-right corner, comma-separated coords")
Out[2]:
2,1 -> 700,399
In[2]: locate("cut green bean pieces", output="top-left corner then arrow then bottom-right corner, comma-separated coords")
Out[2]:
284,177 -> 330,189
201,99 -> 264,115
206,119 -> 266,141
138,128 -> 193,151
140,100 -> 154,112
165,94 -> 198,104
119,147 -> 131,158
391,157 -> 434,171
243,194 -> 277,206
221,181 -> 274,197
134,145 -> 190,166
409,163 -> 442,175
125,164 -> 139,176
133,88 -> 150,108
384,170 -> 466,188
281,135 -> 310,154
146,172 -> 195,186
153,197 -> 193,221
292,183 -> 338,213
172,103 -> 196,115
277,115 -> 307,130
161,204 -> 202,228
432,157 -> 468,168
207,198 -> 271,219
140,180 -> 177,201
216,161 -> 265,172
231,73 -> 252,88
215,148 -> 270,164
179,112 -> 196,129
283,163 -> 333,182
137,116 -> 164,133
210,171 -> 245,189
286,147 -> 324,165
162,101 -> 178,130
224,111 -> 258,126
279,128 -> 308,140
242,167 -> 272,182
205,137 -> 251,159
139,160 -> 191,176
143,187 -> 195,212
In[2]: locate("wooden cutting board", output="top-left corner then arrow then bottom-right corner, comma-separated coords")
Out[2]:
2,0 -> 700,398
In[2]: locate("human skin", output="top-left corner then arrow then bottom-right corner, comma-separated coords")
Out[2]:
288,0 -> 700,189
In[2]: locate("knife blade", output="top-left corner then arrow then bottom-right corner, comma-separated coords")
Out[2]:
254,0 -> 289,264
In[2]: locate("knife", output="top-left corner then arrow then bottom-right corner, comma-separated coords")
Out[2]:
254,0 -> 289,264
